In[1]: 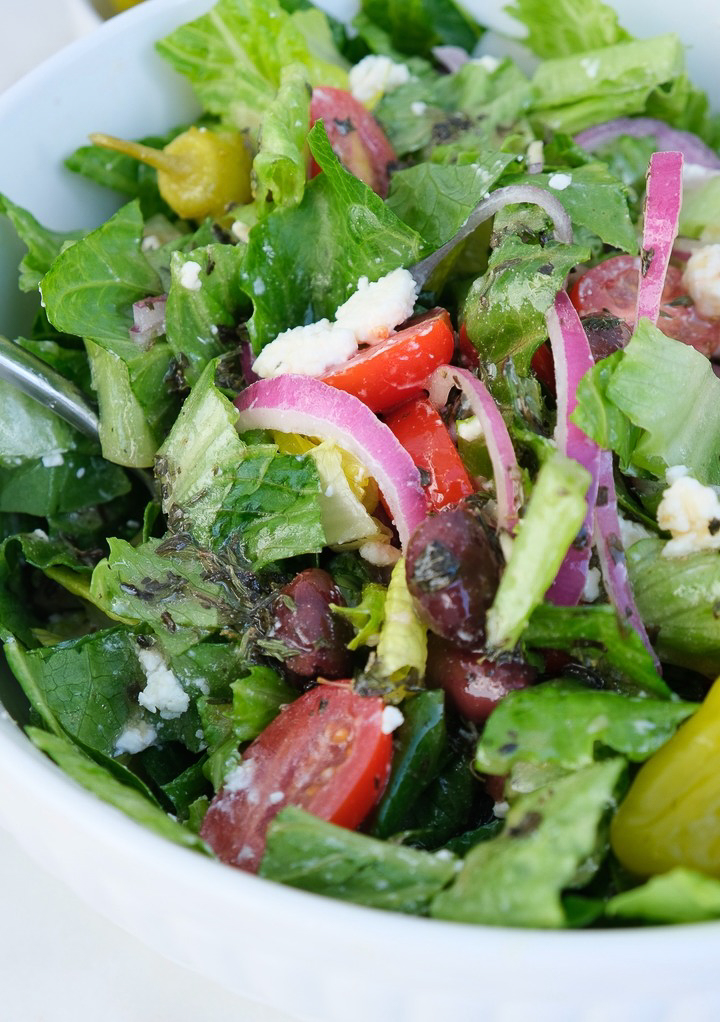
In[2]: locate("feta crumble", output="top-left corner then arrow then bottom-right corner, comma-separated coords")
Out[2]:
411,101 -> 427,116
657,465 -> 720,557
381,705 -> 404,735
252,320 -> 357,379
231,220 -> 251,244
682,244 -> 720,318
41,450 -> 64,468
581,566 -> 601,604
359,540 -> 402,566
349,55 -> 410,103
224,759 -> 256,793
618,514 -> 652,550
136,646 -> 190,719
547,172 -> 572,191
178,259 -> 203,291
114,718 -> 157,756
334,268 -> 419,345
471,55 -> 500,72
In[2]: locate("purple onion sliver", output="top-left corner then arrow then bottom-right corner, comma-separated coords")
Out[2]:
636,151 -> 683,326
593,450 -> 661,669
234,375 -> 426,548
431,45 -> 470,72
574,117 -> 720,171
130,294 -> 167,347
545,292 -> 601,606
427,364 -> 521,533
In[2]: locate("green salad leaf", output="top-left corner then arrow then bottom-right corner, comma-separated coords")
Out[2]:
261,806 -> 457,914
431,759 -> 626,927
606,868 -> 720,924
506,0 -> 631,58
359,0 -> 481,57
0,194 -> 86,293
474,680 -> 696,776
253,63 -> 311,215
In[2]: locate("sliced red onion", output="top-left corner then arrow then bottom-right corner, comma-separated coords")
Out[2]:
432,45 -> 470,72
593,450 -> 660,669
234,376 -> 426,548
545,292 -> 601,606
130,294 -> 166,348
410,184 -> 573,289
574,117 -> 720,171
636,151 -> 683,326
426,364 -> 521,533
240,340 -> 260,385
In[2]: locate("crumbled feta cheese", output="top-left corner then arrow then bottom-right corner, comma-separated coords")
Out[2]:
268,791 -> 285,805
178,259 -> 202,291
381,705 -> 404,735
657,465 -> 720,557
76,467 -> 86,479
359,540 -> 402,567
252,320 -> 357,379
470,55 -> 500,72
349,55 -> 410,103
581,566 -> 601,604
136,647 -> 190,719
618,514 -> 652,550
411,101 -> 427,116
231,220 -> 251,244
31,528 -> 48,540
42,450 -> 64,468
334,268 -> 419,345
456,415 -> 483,442
224,759 -> 256,793
493,800 -> 510,819
682,244 -> 720,318
548,172 -> 572,191
141,234 -> 161,252
114,718 -> 157,756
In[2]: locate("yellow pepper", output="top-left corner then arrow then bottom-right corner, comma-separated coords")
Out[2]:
611,679 -> 717,876
90,127 -> 253,220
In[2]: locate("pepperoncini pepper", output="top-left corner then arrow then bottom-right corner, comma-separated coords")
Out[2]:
611,681 -> 714,876
90,126 -> 252,220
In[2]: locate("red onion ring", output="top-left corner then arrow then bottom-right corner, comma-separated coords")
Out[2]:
234,375 -> 426,548
545,292 -> 601,605
636,151 -> 684,326
426,364 -> 521,533
130,295 -> 166,348
574,117 -> 720,171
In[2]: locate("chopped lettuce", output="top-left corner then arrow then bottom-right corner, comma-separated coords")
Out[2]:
241,122 -> 426,351
231,666 -> 295,742
331,582 -> 387,651
358,0 -> 481,58
627,539 -> 720,677
261,806 -> 457,914
572,320 -> 720,485
606,868 -> 720,924
506,0 -> 631,58
253,63 -> 311,215
679,173 -> 720,239
362,557 -> 427,700
474,680 -> 696,776
430,759 -> 626,927
155,0 -> 347,136
0,194 -> 86,293
486,453 -> 591,650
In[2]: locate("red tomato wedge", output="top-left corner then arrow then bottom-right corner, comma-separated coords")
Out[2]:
569,254 -> 720,357
200,684 -> 393,872
384,397 -> 475,511
310,86 -> 397,197
321,308 -> 455,413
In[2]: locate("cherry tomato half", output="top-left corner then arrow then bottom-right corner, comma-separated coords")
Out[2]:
569,254 -> 720,357
200,684 -> 393,872
384,397 -> 475,511
310,86 -> 397,198
321,308 -> 455,413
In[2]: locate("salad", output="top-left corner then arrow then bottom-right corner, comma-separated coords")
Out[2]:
3,0 -> 720,930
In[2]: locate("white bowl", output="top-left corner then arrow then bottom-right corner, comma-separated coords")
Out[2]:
2,3 -> 720,1020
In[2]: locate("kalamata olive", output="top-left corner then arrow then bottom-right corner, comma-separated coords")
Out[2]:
426,635 -> 536,722
405,506 -> 501,647
268,568 -> 352,679
580,313 -> 632,362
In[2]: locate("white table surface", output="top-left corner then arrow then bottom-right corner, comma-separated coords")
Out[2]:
0,4 -> 296,1018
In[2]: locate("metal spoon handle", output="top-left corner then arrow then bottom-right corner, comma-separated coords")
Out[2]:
0,335 -> 99,440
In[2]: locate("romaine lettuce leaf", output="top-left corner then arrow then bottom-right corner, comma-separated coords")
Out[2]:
253,63 -> 311,215
362,557 -> 427,700
0,375 -> 76,466
0,452 -> 130,517
155,0 -> 347,135
627,538 -> 720,677
358,0 -> 481,58
572,320 -> 720,485
260,806 -> 457,914
530,35 -> 685,134
606,868 -> 720,924
331,582 -> 387,651
0,194 -> 86,293
241,122 -> 426,351
505,0 -> 630,58
430,759 -> 626,927
474,680 -> 696,776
